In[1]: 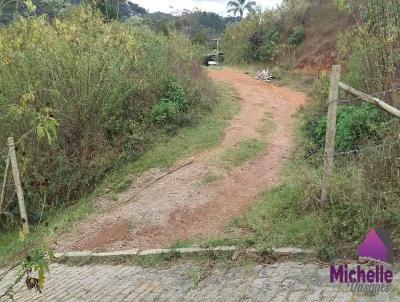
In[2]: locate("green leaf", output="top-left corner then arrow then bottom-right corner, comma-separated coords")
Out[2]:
46,131 -> 53,145
38,273 -> 45,288
23,0 -> 37,13
36,125 -> 45,139
48,250 -> 54,260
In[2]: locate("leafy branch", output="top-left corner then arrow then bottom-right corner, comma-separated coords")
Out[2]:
0,248 -> 53,300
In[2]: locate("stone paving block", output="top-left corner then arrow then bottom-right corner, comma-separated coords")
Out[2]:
370,293 -> 391,302
288,291 -> 305,301
251,278 -> 268,289
270,286 -> 290,302
1,262 -> 400,301
333,292 -> 355,302
304,289 -> 323,302
253,287 -> 280,301
351,296 -> 372,302
321,286 -> 339,300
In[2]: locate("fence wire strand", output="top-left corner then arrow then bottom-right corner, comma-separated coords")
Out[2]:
339,84 -> 400,104
334,142 -> 399,156
326,85 -> 400,106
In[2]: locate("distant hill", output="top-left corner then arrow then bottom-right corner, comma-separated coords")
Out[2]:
1,0 -> 236,37
0,0 -> 148,24
146,10 -> 238,36
0,0 -> 236,50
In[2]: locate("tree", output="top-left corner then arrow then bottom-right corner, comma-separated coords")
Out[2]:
95,0 -> 147,21
227,0 -> 256,19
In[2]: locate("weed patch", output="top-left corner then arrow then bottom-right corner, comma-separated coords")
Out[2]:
0,6 -> 214,231
0,82 -> 239,265
218,139 -> 266,169
256,113 -> 276,137
223,172 -> 327,250
201,171 -> 220,184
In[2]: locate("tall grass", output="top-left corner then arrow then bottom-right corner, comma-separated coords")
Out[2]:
0,6 -> 215,230
221,10 -> 279,65
0,82 -> 239,264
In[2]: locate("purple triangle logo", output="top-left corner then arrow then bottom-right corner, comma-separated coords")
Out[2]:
358,228 -> 393,264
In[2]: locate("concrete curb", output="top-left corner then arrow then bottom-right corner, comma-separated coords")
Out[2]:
53,246 -> 314,259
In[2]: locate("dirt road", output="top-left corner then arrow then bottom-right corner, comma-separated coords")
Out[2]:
54,68 -> 306,252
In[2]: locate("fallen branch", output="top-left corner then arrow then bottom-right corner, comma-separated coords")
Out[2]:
255,68 -> 276,82
0,262 -> 19,283
125,159 -> 194,203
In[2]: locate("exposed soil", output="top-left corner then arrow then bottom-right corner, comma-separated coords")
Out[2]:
54,68 -> 306,252
278,0 -> 353,71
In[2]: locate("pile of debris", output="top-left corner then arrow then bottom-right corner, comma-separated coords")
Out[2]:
255,68 -> 276,82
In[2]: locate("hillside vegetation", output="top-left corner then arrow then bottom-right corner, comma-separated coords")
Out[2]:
0,0 -> 399,262
218,0 -> 400,257
0,6 -> 215,231
221,0 -> 353,69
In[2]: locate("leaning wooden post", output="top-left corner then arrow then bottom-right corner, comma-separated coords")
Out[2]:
8,137 -> 29,234
321,65 -> 341,205
0,153 -> 11,213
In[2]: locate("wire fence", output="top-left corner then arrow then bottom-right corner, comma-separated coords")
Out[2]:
340,84 -> 400,103
332,81 -> 400,165
290,138 -> 400,210
326,85 -> 400,106
1,78 -> 399,230
295,139 -> 400,163
334,141 -> 399,156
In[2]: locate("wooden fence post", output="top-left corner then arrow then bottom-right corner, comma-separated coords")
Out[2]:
0,153 -> 10,213
8,137 -> 29,234
321,65 -> 341,205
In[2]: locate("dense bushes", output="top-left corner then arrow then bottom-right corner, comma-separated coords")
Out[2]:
0,7 -> 214,230
337,0 -> 400,105
303,0 -> 399,154
151,79 -> 190,132
213,0 -> 399,258
295,0 -> 400,255
221,10 -> 279,64
288,24 -> 305,46
305,102 -> 385,153
278,0 -> 311,25
249,27 -> 279,62
276,0 -> 311,39
220,2 -> 308,65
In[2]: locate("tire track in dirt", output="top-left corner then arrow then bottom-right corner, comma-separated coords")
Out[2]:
54,68 -> 306,252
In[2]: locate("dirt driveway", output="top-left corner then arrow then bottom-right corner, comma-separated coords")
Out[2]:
54,68 -> 306,252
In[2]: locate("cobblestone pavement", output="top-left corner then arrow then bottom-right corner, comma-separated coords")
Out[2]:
1,261 -> 399,301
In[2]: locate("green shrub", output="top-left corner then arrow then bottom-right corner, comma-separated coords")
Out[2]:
307,103 -> 385,152
152,79 -> 189,125
249,27 -> 279,62
0,6 -> 214,230
302,71 -> 387,154
221,10 -> 279,64
226,0 -> 400,258
288,24 -> 305,46
218,138 -> 266,169
336,0 -> 400,106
